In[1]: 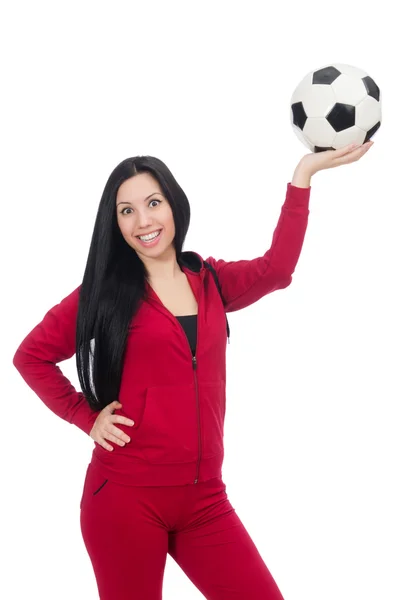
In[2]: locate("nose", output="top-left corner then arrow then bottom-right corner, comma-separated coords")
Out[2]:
136,210 -> 154,230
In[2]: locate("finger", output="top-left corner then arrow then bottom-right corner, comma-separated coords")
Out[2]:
102,430 -> 127,446
336,142 -> 361,156
98,439 -> 114,451
333,143 -> 371,166
341,140 -> 373,156
348,141 -> 373,157
108,425 -> 131,444
113,415 -> 135,427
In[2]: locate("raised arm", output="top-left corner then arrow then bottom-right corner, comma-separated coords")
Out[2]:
204,182 -> 311,313
12,285 -> 99,435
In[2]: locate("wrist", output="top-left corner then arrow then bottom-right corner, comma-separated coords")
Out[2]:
291,162 -> 313,188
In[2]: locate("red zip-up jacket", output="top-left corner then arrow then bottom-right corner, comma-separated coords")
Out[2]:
13,183 -> 311,486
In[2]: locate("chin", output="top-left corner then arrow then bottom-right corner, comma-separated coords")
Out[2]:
134,239 -> 172,257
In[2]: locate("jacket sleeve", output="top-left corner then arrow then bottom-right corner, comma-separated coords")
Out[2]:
205,182 -> 311,313
12,285 -> 100,436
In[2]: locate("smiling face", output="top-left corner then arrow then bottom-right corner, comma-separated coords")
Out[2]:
116,172 -> 176,265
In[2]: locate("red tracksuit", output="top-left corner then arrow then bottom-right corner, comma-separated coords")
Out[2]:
13,182 -> 311,599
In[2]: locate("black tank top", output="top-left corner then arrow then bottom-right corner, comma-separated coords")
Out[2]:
175,314 -> 197,356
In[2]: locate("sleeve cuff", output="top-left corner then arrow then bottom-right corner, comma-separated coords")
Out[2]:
284,182 -> 311,208
70,396 -> 100,436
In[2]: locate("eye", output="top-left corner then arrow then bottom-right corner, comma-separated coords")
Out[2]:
120,199 -> 161,215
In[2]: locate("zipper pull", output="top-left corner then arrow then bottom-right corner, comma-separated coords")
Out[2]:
227,336 -> 230,345
192,356 -> 197,370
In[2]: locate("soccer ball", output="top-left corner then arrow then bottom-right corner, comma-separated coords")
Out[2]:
290,63 -> 382,152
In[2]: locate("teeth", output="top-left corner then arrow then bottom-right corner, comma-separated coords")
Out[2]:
139,230 -> 161,241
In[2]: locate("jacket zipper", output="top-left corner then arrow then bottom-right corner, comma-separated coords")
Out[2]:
152,280 -> 203,485
192,355 -> 201,484
174,302 -> 202,484
172,316 -> 201,484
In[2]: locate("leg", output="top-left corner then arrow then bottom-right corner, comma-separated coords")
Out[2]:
80,462 -> 169,600
169,478 -> 284,600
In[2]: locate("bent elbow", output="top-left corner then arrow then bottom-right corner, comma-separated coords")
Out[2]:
278,273 -> 293,289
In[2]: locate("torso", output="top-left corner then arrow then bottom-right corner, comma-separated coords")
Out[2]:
148,272 -> 198,317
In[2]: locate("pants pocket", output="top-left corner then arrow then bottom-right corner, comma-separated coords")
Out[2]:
93,479 -> 109,495
80,463 -> 110,509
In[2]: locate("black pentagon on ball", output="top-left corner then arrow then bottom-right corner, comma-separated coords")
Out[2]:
364,121 -> 381,142
291,101 -> 307,130
362,76 -> 380,101
312,66 -> 341,85
327,103 -> 355,131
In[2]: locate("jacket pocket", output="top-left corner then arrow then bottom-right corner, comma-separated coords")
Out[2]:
198,380 -> 226,459
139,383 -> 198,464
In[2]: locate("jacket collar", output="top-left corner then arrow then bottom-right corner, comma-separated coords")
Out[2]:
144,250 -> 205,298
144,250 -> 205,306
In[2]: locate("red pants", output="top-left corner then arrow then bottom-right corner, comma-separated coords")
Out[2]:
80,461 -> 285,600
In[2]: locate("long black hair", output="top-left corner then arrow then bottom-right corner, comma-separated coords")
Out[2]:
76,156 -> 191,412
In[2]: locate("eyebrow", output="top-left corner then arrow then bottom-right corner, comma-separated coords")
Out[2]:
117,193 -> 161,206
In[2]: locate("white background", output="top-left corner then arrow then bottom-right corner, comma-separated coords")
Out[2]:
2,1 -> 396,599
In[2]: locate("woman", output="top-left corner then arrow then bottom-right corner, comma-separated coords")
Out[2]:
13,141 -> 373,599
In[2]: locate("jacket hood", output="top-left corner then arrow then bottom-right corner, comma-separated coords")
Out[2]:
178,250 -> 205,274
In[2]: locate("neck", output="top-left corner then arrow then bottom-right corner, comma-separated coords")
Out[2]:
141,247 -> 183,282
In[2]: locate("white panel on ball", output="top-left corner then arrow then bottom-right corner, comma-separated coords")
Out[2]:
303,118 -> 336,147
355,96 -> 382,131
290,73 -> 314,104
331,74 -> 368,106
331,63 -> 369,78
333,127 -> 366,149
291,123 -> 314,152
302,85 -> 336,119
